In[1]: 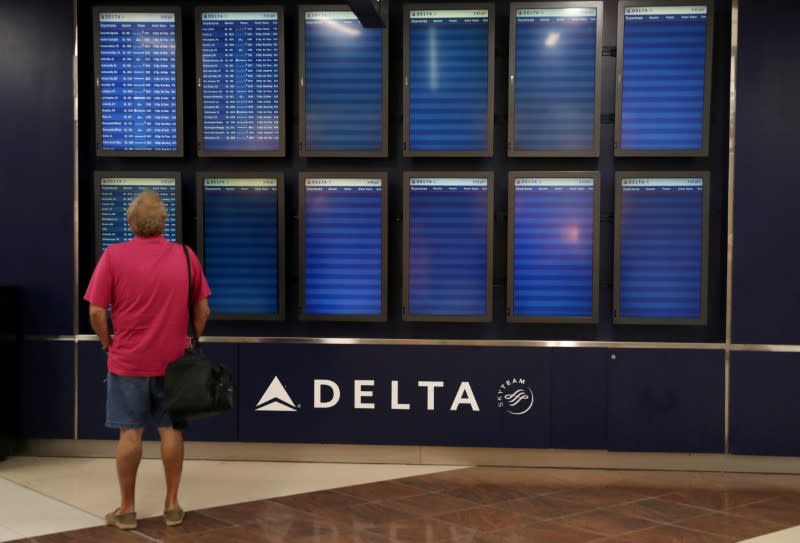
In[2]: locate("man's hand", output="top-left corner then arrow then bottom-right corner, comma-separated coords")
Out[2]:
88,304 -> 113,352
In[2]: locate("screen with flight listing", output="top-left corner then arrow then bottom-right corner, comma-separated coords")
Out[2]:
615,3 -> 713,155
300,175 -> 387,321
93,9 -> 182,156
199,176 -> 284,319
300,8 -> 387,156
197,10 -> 283,156
94,173 -> 181,257
508,175 -> 599,322
509,4 -> 602,156
404,7 -> 494,156
614,174 -> 708,324
403,174 -> 493,321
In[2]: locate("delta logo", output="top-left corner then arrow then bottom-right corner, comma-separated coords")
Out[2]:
255,376 -> 535,416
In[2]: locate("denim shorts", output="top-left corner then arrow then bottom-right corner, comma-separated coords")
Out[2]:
106,373 -> 173,429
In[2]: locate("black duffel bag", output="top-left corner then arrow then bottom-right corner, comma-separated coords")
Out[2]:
164,245 -> 235,422
165,348 -> 234,420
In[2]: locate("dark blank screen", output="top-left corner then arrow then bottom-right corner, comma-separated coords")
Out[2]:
202,178 -> 280,316
617,177 -> 704,320
407,177 -> 490,317
619,5 -> 710,152
303,178 -> 384,317
303,10 -> 384,153
512,7 -> 598,153
407,9 -> 490,153
512,178 -> 595,319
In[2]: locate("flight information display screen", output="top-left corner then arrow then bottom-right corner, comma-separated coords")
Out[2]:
405,8 -> 493,155
301,177 -> 386,320
616,4 -> 712,155
197,10 -> 283,155
510,6 -> 601,156
509,176 -> 597,321
94,10 -> 181,155
404,176 -> 492,320
95,174 -> 180,256
201,177 -> 282,319
301,9 -> 386,156
615,176 -> 707,323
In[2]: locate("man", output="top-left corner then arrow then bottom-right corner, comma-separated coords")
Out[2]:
84,190 -> 211,530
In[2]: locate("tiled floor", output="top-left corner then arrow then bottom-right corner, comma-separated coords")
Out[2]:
3,457 -> 800,542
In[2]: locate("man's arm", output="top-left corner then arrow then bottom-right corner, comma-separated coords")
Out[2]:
191,298 -> 211,341
88,304 -> 112,351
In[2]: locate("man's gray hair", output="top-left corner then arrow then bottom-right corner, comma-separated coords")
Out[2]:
127,190 -> 167,237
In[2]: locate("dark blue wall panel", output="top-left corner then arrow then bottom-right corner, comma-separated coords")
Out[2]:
549,349 -> 607,450
79,342 -> 238,441
19,342 -> 73,439
608,349 -> 724,452
239,344 -> 549,447
0,0 -> 74,334
730,351 -> 800,456
731,0 -> 800,345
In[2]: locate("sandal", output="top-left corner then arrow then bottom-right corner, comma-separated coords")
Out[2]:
105,508 -> 137,530
163,507 -> 185,527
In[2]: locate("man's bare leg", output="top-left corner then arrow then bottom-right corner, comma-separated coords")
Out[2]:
116,428 -> 144,513
158,426 -> 184,512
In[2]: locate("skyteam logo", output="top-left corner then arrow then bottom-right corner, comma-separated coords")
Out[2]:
255,376 -> 299,412
497,378 -> 534,415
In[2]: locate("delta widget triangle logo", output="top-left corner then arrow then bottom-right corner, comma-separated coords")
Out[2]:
255,376 -> 299,412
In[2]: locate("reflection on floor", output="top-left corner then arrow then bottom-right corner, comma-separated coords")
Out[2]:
3,457 -> 800,542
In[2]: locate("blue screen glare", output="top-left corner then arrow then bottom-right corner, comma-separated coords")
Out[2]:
97,12 -> 179,152
512,178 -> 595,319
407,177 -> 490,317
199,12 -> 281,153
617,178 -> 704,320
619,5 -> 709,152
303,179 -> 384,317
407,9 -> 491,153
202,179 -> 280,316
512,8 -> 598,153
97,178 -> 178,253
303,10 -> 384,153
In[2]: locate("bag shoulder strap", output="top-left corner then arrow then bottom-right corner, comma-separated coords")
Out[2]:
181,244 -> 198,342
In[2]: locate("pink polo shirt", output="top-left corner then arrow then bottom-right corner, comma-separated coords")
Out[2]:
84,236 -> 211,377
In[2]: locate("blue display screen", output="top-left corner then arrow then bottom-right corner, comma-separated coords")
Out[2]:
617,177 -> 705,320
199,12 -> 281,153
512,178 -> 595,319
512,8 -> 598,153
97,177 -> 178,253
97,12 -> 179,152
203,178 -> 280,317
407,177 -> 490,317
303,10 -> 384,153
619,5 -> 710,152
407,9 -> 491,153
303,178 -> 384,317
